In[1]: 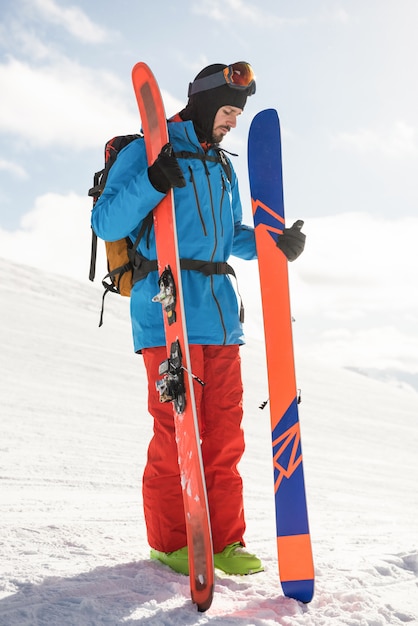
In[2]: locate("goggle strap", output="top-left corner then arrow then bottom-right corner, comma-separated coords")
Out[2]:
188,73 -> 227,97
188,62 -> 256,97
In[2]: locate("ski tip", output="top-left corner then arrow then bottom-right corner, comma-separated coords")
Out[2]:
131,61 -> 157,87
132,60 -> 149,73
253,108 -> 279,124
281,579 -> 314,604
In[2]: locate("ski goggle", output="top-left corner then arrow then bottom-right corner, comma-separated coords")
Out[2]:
188,62 -> 256,97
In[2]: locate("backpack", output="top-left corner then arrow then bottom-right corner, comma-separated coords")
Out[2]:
89,134 -> 142,293
88,134 -> 154,325
88,134 -> 240,326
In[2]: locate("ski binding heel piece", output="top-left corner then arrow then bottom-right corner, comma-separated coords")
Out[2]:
156,340 -> 186,413
152,266 -> 177,325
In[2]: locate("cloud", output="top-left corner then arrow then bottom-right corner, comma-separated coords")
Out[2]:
0,192 -> 105,281
235,212 -> 418,373
318,6 -> 349,23
0,159 -> 28,179
3,25 -> 51,61
294,212 -> 418,312
191,0 -> 304,27
0,57 -> 137,149
288,213 -> 418,371
331,121 -> 418,158
0,54 -> 185,150
29,0 -> 109,43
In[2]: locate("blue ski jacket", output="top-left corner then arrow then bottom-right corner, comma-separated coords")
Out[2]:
91,117 -> 257,352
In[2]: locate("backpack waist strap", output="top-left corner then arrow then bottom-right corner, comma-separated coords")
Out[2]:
131,255 -> 236,285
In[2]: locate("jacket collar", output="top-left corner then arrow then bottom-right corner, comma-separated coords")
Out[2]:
169,113 -> 215,153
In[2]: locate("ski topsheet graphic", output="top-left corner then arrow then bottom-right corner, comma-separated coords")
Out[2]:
248,108 -> 314,603
131,62 -> 214,612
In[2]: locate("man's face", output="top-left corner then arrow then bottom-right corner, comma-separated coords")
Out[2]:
212,105 -> 242,143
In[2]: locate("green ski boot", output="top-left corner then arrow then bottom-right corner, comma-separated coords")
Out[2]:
214,543 -> 264,575
150,546 -> 189,575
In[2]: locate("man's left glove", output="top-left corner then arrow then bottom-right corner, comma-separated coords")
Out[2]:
276,219 -> 306,261
148,143 -> 186,194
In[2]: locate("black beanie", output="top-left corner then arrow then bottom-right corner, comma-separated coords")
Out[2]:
180,64 -> 249,144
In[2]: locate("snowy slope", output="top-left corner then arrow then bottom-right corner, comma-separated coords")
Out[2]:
0,257 -> 417,626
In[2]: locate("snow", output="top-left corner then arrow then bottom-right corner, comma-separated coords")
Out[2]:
1,257 -> 417,625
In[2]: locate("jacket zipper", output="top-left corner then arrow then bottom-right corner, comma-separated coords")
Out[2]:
182,129 -> 229,344
205,162 -> 227,344
219,174 -> 227,239
188,166 -> 207,236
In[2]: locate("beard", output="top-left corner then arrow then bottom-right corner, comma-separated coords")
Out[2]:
212,126 -> 230,144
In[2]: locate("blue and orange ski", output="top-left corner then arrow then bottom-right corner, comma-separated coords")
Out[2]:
248,108 -> 314,603
131,62 -> 214,612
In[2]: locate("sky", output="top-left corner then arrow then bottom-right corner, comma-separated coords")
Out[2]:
1,0 -> 418,384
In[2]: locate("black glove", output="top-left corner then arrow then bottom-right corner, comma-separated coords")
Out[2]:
148,143 -> 186,194
276,219 -> 306,261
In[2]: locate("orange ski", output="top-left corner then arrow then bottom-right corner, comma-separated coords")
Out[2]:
132,62 -> 214,612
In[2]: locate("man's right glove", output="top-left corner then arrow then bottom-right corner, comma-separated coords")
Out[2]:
276,219 -> 306,261
148,143 -> 186,194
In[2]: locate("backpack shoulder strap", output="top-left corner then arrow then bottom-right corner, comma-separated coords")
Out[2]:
88,134 -> 142,200
215,148 -> 233,184
131,210 -> 154,251
173,149 -> 233,183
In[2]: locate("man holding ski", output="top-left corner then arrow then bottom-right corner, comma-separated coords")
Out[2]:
91,61 -> 305,577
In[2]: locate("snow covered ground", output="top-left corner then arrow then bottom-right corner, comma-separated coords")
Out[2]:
0,257 -> 417,625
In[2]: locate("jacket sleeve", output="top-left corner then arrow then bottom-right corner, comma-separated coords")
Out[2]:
232,223 -> 257,259
230,166 -> 257,260
91,138 -> 164,242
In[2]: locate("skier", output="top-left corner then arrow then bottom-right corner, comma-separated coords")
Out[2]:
91,62 -> 305,576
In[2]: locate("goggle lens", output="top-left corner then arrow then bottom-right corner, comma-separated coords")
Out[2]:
224,62 -> 255,90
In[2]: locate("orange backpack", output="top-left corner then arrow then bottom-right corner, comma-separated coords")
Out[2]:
88,135 -> 153,324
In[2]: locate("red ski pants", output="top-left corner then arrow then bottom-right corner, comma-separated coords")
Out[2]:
142,344 -> 246,554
